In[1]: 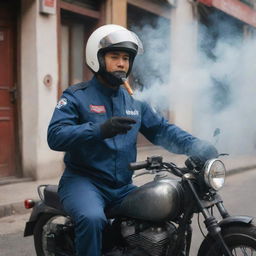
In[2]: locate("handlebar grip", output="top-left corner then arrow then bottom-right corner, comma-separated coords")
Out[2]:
129,161 -> 149,171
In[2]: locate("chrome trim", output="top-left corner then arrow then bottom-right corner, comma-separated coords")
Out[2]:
204,159 -> 226,190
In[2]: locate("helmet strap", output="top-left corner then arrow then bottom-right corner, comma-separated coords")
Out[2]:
98,69 -> 126,88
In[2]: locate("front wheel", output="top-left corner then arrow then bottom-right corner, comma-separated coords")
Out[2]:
198,223 -> 256,256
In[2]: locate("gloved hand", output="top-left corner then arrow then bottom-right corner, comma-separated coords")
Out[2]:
186,140 -> 218,170
100,117 -> 136,139
191,140 -> 219,162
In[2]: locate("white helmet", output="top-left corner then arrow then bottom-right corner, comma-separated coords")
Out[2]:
86,24 -> 143,76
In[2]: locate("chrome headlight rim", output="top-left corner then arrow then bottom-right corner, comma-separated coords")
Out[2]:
204,159 -> 226,191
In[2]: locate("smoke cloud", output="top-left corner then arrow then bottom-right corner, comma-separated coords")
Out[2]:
131,13 -> 256,155
131,18 -> 171,111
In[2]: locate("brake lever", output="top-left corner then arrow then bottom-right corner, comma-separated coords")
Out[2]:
132,169 -> 157,179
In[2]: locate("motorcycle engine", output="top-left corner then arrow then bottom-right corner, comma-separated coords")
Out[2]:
121,220 -> 177,256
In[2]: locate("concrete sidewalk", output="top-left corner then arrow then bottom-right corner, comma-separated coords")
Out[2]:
0,146 -> 256,218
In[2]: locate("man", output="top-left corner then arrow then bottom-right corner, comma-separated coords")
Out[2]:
47,24 -> 218,256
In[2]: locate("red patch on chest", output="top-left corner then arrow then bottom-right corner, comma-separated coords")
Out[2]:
89,104 -> 106,113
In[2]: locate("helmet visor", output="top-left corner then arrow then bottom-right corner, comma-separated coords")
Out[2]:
99,30 -> 144,55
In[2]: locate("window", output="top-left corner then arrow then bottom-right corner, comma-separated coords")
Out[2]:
59,7 -> 98,92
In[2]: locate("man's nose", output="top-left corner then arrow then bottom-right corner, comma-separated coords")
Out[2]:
117,58 -> 125,67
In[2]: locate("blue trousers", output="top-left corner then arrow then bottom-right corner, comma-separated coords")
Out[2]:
58,169 -> 136,256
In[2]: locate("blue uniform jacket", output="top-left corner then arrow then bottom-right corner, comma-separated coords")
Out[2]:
48,76 -> 199,187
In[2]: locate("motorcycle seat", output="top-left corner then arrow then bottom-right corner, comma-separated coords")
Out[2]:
43,185 -> 123,219
43,185 -> 64,211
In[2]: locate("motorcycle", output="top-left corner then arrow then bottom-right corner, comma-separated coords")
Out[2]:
24,155 -> 256,256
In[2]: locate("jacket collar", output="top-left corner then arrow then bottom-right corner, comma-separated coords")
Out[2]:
92,76 -> 119,97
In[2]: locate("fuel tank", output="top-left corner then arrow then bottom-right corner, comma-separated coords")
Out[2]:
119,177 -> 183,222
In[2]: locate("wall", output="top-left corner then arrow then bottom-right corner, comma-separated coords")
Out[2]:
170,0 -> 198,132
105,0 -> 127,26
21,0 -> 63,180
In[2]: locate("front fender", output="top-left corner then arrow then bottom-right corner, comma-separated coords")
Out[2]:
24,201 -> 67,237
219,215 -> 254,228
197,215 -> 255,256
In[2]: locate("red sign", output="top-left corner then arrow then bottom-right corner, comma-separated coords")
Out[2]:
39,0 -> 56,14
198,0 -> 256,27
44,0 -> 54,8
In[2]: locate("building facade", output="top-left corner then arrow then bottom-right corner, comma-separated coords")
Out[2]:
0,0 -> 255,182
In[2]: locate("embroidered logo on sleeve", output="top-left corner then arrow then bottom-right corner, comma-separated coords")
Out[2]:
90,104 -> 106,114
126,109 -> 139,116
56,98 -> 68,109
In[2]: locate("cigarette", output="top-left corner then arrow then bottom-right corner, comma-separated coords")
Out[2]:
122,78 -> 133,95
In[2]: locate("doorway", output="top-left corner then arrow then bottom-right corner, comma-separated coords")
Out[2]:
0,3 -> 18,178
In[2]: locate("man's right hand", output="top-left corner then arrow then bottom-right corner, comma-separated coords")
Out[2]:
100,117 -> 136,139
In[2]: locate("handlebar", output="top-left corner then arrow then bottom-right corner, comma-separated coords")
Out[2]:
129,155 -> 188,177
129,154 -> 227,178
129,156 -> 163,171
129,160 -> 149,171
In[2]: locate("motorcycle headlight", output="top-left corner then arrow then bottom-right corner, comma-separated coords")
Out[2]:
204,159 -> 226,191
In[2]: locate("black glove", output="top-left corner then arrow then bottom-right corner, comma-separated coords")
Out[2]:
186,140 -> 218,170
191,140 -> 219,162
100,117 -> 136,139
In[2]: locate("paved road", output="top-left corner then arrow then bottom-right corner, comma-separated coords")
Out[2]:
0,213 -> 35,256
190,168 -> 256,255
1,168 -> 256,256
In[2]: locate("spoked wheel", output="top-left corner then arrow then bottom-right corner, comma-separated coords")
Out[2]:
230,246 -> 256,255
198,223 -> 256,256
33,214 -> 74,256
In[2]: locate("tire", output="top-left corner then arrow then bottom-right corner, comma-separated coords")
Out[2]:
33,214 -> 71,256
33,214 -> 55,256
198,223 -> 256,256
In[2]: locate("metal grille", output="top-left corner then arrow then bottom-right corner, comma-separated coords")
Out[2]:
125,228 -> 169,256
139,228 -> 169,256
125,233 -> 140,247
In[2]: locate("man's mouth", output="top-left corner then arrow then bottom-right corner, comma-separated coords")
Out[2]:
111,71 -> 126,79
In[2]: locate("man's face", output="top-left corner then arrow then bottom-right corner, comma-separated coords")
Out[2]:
104,51 -> 130,73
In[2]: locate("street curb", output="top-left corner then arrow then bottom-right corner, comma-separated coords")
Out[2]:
0,165 -> 256,219
0,202 -> 31,218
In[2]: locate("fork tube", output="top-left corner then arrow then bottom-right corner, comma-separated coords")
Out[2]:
185,178 -> 211,219
184,178 -> 232,256
216,202 -> 230,219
